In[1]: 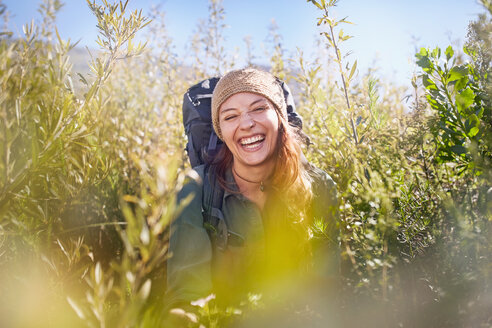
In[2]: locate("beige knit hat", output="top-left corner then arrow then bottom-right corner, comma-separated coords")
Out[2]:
211,68 -> 287,140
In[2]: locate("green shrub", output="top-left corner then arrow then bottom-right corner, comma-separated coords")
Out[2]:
0,0 -> 490,327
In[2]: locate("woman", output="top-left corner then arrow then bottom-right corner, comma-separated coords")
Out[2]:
166,68 -> 339,307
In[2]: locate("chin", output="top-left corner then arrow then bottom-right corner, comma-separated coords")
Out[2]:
236,153 -> 275,168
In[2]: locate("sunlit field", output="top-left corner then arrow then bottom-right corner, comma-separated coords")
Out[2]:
0,0 -> 490,327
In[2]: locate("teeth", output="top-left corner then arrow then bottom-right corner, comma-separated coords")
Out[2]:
240,135 -> 264,145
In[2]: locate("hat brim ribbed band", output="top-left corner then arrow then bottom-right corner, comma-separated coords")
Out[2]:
211,68 -> 287,140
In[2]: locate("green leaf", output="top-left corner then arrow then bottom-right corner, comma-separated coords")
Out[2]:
463,45 -> 476,57
449,145 -> 467,156
456,87 -> 475,113
67,297 -> 86,320
475,105 -> 484,118
468,127 -> 479,138
85,81 -> 98,102
416,55 -> 432,71
339,16 -> 354,25
448,66 -> 468,82
349,60 -> 357,81
422,75 -> 438,90
418,47 -> 428,57
431,47 -> 441,59
77,73 -> 89,86
138,279 -> 152,300
308,0 -> 323,9
455,76 -> 469,92
465,114 -> 480,137
445,45 -> 454,61
95,262 -> 102,284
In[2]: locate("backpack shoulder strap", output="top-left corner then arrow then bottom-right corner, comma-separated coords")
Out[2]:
202,164 -> 228,250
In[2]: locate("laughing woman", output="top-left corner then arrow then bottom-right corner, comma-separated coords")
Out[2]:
166,68 -> 339,310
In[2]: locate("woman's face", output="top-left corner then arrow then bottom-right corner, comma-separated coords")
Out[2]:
219,92 -> 280,170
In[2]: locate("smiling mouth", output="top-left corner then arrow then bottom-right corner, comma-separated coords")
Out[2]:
239,134 -> 265,150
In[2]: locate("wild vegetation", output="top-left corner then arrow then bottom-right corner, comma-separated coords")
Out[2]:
0,0 -> 490,327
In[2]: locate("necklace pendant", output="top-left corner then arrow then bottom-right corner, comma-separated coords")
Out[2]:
260,182 -> 265,192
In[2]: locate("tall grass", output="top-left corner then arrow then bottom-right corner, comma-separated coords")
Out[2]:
0,0 -> 490,327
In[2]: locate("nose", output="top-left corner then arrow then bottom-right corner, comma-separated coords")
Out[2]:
238,112 -> 255,129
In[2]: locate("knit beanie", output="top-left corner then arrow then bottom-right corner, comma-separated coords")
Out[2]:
211,68 -> 287,140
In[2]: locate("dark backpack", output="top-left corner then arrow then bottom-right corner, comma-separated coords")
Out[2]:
181,75 -> 302,250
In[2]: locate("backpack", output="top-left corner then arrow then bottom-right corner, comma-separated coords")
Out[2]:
181,75 -> 302,250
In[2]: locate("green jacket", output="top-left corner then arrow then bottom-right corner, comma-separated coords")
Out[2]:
166,164 -> 339,306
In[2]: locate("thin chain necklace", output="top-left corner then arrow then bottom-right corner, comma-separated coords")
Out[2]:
232,166 -> 265,192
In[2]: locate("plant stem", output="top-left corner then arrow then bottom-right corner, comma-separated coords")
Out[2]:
325,8 -> 359,145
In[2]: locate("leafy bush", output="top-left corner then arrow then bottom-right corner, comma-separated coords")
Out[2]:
0,0 -> 490,327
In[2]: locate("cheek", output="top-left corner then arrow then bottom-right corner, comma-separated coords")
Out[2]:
270,126 -> 280,146
219,121 -> 235,145
265,112 -> 280,137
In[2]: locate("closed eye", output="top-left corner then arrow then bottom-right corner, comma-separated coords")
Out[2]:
224,114 -> 238,121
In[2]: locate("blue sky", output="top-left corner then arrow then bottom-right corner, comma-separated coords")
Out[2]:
3,0 -> 486,86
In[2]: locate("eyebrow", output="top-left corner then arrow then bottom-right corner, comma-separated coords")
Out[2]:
220,98 -> 268,114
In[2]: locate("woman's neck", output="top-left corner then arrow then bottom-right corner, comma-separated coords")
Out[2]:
232,161 -> 275,209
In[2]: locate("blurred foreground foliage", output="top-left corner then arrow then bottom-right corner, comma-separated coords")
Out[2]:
0,0 -> 490,327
